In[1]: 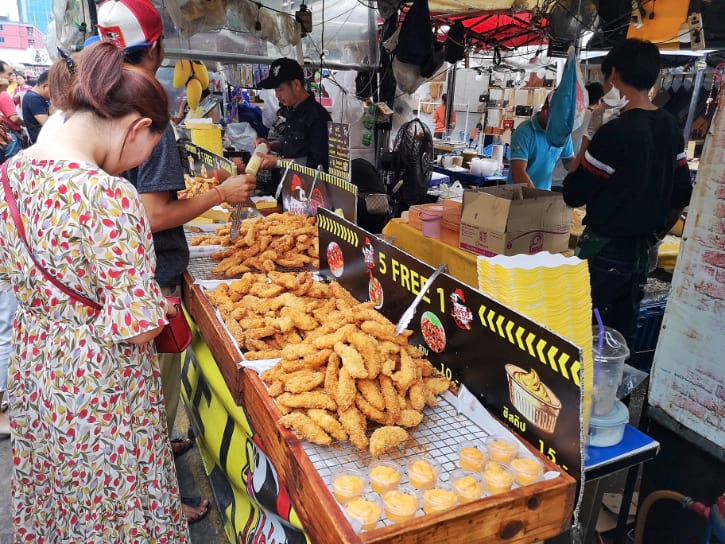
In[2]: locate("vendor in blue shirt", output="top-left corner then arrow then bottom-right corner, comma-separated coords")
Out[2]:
507,94 -> 574,190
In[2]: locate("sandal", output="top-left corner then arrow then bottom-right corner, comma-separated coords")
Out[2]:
171,437 -> 193,458
181,496 -> 210,525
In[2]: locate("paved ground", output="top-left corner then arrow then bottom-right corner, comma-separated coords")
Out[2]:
0,405 -> 226,544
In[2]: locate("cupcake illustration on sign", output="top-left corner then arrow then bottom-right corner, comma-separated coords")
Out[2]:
505,365 -> 561,434
420,311 -> 446,353
327,241 -> 344,277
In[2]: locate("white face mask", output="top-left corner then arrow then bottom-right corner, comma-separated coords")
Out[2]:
601,84 -> 628,109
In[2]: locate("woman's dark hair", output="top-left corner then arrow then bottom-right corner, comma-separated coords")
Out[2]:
602,38 -> 661,91
48,54 -> 76,111
67,41 -> 169,133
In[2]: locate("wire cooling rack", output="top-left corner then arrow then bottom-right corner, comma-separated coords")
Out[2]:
304,396 -> 493,530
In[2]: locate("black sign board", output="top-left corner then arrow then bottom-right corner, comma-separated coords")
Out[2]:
280,161 -> 357,223
317,208 -> 584,480
327,122 -> 351,180
179,141 -> 237,180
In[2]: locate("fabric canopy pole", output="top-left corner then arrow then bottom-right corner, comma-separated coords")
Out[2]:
445,64 -> 457,139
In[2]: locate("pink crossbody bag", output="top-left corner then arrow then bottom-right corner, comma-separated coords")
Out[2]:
1,162 -> 191,353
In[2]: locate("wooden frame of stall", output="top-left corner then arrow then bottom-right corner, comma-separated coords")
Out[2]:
183,273 -> 576,544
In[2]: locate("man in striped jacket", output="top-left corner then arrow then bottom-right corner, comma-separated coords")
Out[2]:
563,39 -> 692,364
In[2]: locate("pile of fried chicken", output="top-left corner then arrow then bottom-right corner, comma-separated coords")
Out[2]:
205,272 -> 451,455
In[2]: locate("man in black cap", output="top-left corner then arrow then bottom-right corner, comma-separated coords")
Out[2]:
256,57 -> 331,171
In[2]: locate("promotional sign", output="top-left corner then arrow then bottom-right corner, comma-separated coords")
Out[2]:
179,141 -> 238,181
181,325 -> 310,544
317,208 -> 584,479
327,122 -> 351,180
279,161 -> 357,223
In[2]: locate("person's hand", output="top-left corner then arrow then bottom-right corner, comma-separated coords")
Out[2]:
253,137 -> 270,148
218,174 -> 256,204
258,153 -> 279,170
585,103 -> 605,141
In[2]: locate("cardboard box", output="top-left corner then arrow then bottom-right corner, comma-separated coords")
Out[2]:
459,185 -> 572,257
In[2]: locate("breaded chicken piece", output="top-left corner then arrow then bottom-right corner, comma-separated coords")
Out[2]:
283,369 -> 325,394
334,342 -> 367,379
338,407 -> 369,451
277,391 -> 337,411
369,426 -> 409,456
335,367 -> 356,410
307,409 -> 348,442
324,351 -> 340,400
397,409 -> 424,428
357,378 -> 385,411
279,411 -> 332,446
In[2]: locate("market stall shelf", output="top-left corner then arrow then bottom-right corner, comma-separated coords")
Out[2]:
182,269 -> 577,544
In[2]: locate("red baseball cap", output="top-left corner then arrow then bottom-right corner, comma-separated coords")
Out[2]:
96,0 -> 163,50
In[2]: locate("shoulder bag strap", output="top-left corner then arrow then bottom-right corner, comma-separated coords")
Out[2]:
0,161 -> 102,311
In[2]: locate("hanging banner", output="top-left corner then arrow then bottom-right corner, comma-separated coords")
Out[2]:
279,161 -> 357,223
317,208 -> 584,480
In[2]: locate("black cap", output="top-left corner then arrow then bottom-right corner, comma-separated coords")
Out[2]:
258,58 -> 305,89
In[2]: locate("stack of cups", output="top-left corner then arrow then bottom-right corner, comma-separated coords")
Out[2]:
589,326 -> 630,447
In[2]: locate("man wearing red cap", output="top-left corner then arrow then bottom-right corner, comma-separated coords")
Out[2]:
97,0 -> 255,525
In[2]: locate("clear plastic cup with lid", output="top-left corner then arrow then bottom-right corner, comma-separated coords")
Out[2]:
592,326 -> 629,416
457,439 -> 488,471
368,460 -> 402,494
331,468 -> 367,504
407,456 -> 441,490
485,435 -> 519,463
481,461 -> 515,495
345,493 -> 383,532
422,483 -> 459,515
509,456 -> 544,486
383,485 -> 421,523
450,469 -> 485,503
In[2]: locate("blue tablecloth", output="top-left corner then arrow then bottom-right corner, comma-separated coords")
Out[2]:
432,165 -> 507,187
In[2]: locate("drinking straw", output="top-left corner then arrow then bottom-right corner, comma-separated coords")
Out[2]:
593,308 -> 604,355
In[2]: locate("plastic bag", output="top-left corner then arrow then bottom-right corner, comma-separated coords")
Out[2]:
225,122 -> 258,152
546,47 -> 588,147
616,363 -> 649,400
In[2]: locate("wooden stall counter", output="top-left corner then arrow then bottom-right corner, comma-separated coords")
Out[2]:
182,272 -> 576,544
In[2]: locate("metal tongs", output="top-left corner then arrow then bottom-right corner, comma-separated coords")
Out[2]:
229,201 -> 264,241
395,263 -> 447,335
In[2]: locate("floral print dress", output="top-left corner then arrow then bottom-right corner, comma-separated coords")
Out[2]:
0,157 -> 190,543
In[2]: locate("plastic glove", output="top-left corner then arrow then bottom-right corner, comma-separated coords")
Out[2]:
585,104 -> 605,141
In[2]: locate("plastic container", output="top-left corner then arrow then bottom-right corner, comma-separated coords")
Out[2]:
588,400 -> 629,447
485,435 -> 519,464
422,484 -> 459,515
592,326 -> 630,416
245,142 -> 269,175
457,440 -> 488,471
420,205 -> 444,238
189,125 -> 223,155
368,460 -> 402,494
407,457 -> 440,490
450,469 -> 484,503
331,468 -> 366,504
383,486 -> 420,523
510,456 -> 544,486
345,493 -> 383,531
480,461 -> 515,495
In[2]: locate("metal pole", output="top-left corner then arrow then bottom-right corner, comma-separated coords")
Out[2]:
683,60 -> 707,143
444,64 -> 457,139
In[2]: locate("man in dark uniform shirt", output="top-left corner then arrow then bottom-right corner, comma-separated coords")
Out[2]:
255,58 -> 331,171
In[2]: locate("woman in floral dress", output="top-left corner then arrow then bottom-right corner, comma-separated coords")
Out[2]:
0,42 -> 189,542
